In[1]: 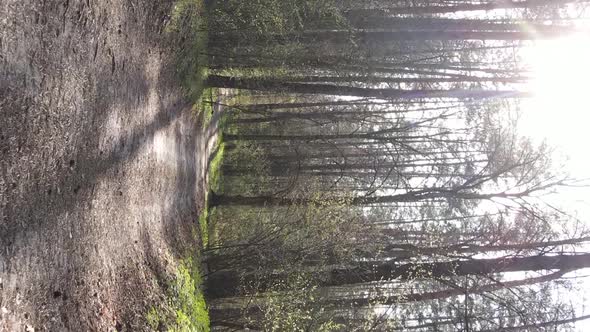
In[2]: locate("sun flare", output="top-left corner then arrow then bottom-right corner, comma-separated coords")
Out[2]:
520,33 -> 590,175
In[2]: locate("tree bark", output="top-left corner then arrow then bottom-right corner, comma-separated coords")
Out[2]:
210,185 -> 541,207
302,29 -> 573,43
350,17 -> 573,32
477,313 -> 590,331
345,0 -> 581,16
323,269 -> 568,306
206,75 -> 531,99
207,253 -> 590,299
382,236 -> 590,257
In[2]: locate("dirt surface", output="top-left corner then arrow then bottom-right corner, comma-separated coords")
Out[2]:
0,1 -> 213,331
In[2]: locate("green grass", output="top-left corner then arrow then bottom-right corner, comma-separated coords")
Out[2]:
147,257 -> 210,332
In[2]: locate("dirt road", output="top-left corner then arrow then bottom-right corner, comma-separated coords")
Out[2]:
0,1 -> 211,330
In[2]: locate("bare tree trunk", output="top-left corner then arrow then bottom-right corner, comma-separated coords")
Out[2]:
345,0 -> 581,16
206,75 -> 531,99
207,253 -> 590,298
478,313 -> 590,331
323,269 -> 568,306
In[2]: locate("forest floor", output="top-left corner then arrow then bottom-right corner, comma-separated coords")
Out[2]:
0,0 -> 214,331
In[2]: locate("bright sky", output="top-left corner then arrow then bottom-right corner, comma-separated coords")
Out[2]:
519,34 -> 590,212
519,33 -> 590,331
520,34 -> 590,174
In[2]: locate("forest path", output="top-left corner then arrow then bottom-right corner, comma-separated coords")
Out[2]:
0,1 -> 211,331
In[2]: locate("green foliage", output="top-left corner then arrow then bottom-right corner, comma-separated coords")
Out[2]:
210,0 -> 344,36
198,207 -> 209,248
209,142 -> 225,193
256,275 -> 342,332
147,258 -> 210,332
167,0 -> 209,101
226,140 -> 267,164
221,140 -> 269,195
207,0 -> 351,72
209,199 -> 361,277
223,90 -> 296,114
217,64 -> 293,81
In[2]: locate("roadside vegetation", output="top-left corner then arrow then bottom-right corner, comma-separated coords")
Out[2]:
146,0 -> 212,330
167,0 -> 209,101
147,257 -> 210,332
200,134 -> 226,250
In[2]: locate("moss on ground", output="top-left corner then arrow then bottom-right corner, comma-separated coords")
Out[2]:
147,257 -> 210,332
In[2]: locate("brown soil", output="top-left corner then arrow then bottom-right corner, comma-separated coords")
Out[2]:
0,1 -> 212,331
